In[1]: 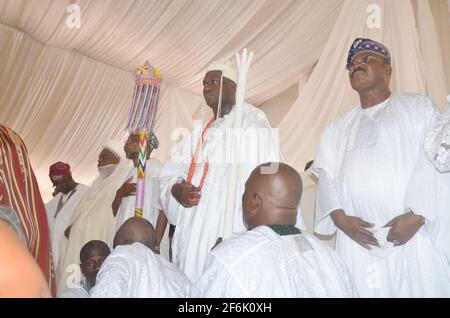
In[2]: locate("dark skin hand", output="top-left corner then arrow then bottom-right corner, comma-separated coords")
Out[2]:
384,211 -> 425,246
171,181 -> 201,208
331,209 -> 379,249
112,177 -> 135,216
118,179 -> 137,197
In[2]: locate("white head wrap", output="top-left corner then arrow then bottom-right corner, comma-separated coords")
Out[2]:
102,139 -> 126,163
207,62 -> 237,84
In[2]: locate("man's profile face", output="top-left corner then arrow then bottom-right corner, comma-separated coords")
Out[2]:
124,134 -> 139,160
80,249 -> 108,288
348,52 -> 391,92
97,149 -> 119,168
203,70 -> 223,109
51,175 -> 73,195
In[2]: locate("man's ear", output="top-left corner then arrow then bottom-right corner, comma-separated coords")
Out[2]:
226,80 -> 236,91
250,193 -> 262,211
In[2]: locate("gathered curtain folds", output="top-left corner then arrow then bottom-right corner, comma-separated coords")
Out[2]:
0,0 -> 449,199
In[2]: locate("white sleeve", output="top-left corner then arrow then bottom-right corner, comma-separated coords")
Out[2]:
403,150 -> 438,222
314,169 -> 343,236
90,256 -> 128,298
149,175 -> 163,211
424,110 -> 450,173
159,136 -> 192,225
404,149 -> 450,259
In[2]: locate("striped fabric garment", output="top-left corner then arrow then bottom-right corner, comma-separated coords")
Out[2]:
0,125 -> 55,295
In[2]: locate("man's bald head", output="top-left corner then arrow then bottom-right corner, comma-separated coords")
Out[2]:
113,217 -> 156,251
242,162 -> 303,229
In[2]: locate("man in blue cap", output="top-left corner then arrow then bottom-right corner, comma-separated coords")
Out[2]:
313,38 -> 450,297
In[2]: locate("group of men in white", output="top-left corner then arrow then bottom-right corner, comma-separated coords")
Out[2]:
44,38 -> 450,298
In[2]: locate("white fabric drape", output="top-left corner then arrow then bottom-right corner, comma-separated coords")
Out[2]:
416,0 -> 448,109
0,0 -> 341,199
0,0 -> 449,197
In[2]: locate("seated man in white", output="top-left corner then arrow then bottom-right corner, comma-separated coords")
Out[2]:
90,217 -> 191,298
192,162 -> 357,298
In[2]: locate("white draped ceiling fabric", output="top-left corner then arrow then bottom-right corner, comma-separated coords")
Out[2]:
0,0 -> 449,201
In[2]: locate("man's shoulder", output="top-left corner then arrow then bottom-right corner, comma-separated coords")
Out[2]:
320,106 -> 360,138
75,183 -> 89,191
242,103 -> 272,128
148,157 -> 162,166
295,231 -> 336,254
211,227 -> 271,265
147,158 -> 163,174
103,243 -> 155,271
157,254 -> 191,284
45,193 -> 61,206
114,242 -> 151,256
391,93 -> 437,123
393,92 -> 432,104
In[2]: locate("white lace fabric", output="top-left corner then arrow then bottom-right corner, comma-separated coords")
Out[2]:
425,97 -> 450,172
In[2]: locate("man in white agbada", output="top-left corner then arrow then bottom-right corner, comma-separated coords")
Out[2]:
59,240 -> 110,298
192,163 -> 356,298
419,94 -> 450,261
90,217 -> 191,298
313,38 -> 450,297
56,140 -> 131,295
45,162 -> 88,269
112,132 -> 169,258
159,62 -> 304,282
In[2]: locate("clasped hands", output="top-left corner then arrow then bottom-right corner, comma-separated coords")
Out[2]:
331,209 -> 425,250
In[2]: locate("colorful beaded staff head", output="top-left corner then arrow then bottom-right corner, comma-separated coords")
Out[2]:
126,60 -> 161,133
126,61 -> 161,217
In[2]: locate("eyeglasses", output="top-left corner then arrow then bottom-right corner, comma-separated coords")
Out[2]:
347,55 -> 386,70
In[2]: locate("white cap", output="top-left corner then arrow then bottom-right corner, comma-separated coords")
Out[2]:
103,139 -> 126,162
206,62 -> 237,84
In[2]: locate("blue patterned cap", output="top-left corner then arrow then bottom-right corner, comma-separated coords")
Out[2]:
147,131 -> 159,151
346,38 -> 391,70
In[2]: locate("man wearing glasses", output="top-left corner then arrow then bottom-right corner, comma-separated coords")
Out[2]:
312,38 -> 450,297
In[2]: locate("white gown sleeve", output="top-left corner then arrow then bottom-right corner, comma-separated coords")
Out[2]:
159,134 -> 193,225
424,104 -> 450,173
148,160 -> 163,211
404,149 -> 450,260
314,169 -> 344,236
90,255 -> 128,298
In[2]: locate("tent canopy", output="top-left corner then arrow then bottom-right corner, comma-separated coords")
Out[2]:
0,0 -> 449,201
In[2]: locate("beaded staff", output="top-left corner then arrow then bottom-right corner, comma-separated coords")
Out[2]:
126,61 -> 161,217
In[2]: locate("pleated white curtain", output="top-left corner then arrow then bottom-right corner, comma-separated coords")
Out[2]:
0,0 -> 449,200
0,25 -> 201,201
0,0 -> 341,200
